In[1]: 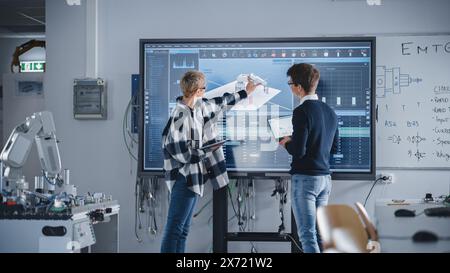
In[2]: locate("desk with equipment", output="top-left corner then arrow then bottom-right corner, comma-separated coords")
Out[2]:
0,111 -> 119,253
0,199 -> 120,253
375,197 -> 450,253
370,34 -> 450,253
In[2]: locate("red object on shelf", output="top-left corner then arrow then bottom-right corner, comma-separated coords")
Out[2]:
6,200 -> 17,206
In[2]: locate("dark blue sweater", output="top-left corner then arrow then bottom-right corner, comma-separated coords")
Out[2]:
285,100 -> 339,176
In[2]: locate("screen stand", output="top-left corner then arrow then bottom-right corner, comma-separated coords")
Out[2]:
212,177 -> 301,253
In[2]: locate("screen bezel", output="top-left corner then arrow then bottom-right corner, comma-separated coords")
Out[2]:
138,37 -> 376,180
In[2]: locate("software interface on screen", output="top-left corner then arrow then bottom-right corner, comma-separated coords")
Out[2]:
142,40 -> 372,173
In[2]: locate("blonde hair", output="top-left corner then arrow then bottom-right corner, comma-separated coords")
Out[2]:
180,71 -> 205,98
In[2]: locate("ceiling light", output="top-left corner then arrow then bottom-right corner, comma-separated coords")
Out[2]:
366,0 -> 382,5
66,0 -> 81,6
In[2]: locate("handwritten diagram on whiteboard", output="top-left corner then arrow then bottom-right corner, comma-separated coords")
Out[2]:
376,35 -> 450,168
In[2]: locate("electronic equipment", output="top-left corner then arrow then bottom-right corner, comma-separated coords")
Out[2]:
394,209 -> 416,217
268,115 -> 293,141
1,111 -> 61,185
0,112 -> 118,253
200,140 -> 229,152
412,230 -> 439,242
73,78 -> 107,119
139,38 -> 375,179
424,206 -> 450,217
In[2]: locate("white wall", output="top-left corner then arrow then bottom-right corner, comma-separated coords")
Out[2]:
43,0 -> 450,252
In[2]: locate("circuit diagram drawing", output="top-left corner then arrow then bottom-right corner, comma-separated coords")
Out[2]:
376,66 -> 422,98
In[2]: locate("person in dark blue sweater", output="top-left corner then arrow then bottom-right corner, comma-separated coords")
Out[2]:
279,63 -> 339,253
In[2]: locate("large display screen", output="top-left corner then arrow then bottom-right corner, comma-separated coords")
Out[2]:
139,38 -> 375,180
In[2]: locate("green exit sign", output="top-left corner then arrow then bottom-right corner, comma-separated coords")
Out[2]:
20,61 -> 45,72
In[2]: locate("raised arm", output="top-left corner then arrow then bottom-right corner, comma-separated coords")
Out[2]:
204,76 -> 259,119
207,90 -> 247,113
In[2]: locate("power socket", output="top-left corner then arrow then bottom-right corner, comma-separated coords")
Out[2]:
378,173 -> 394,184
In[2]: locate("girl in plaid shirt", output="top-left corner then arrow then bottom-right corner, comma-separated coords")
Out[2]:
160,71 -> 258,253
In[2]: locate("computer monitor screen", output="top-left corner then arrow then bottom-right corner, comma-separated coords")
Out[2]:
139,38 -> 375,180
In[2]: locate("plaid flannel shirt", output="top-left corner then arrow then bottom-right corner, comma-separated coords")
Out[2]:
162,90 -> 248,196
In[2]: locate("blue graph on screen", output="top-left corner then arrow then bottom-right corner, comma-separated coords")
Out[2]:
140,39 -> 375,178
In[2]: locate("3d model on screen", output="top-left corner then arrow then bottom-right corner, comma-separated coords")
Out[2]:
204,73 -> 281,111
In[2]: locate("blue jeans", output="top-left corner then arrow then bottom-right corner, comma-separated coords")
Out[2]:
291,174 -> 332,253
160,175 -> 198,253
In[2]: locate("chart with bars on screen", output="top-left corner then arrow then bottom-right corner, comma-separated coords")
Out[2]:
139,38 -> 375,179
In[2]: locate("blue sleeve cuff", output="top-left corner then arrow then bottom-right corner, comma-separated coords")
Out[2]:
285,141 -> 293,155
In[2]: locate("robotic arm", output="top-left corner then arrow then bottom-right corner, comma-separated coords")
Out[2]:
235,73 -> 268,93
0,111 -> 62,183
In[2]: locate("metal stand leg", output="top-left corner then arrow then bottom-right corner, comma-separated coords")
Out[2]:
212,178 -> 303,253
213,186 -> 227,253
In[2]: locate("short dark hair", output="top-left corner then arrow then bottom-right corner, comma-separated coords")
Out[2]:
286,63 -> 320,94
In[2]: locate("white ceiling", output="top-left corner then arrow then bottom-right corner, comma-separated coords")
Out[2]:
0,0 -> 45,35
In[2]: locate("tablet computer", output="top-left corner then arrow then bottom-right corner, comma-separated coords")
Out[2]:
268,115 -> 293,141
200,139 -> 229,152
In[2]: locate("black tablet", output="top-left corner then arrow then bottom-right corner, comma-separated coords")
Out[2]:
200,140 -> 229,152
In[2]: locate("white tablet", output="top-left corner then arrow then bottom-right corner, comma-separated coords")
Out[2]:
268,116 -> 293,140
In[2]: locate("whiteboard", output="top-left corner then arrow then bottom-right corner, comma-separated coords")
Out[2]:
376,35 -> 450,168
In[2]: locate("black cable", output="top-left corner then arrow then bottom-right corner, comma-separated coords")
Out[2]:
193,198 -> 212,218
151,177 -> 159,235
122,97 -> 138,161
126,93 -> 139,143
363,177 -> 384,207
241,182 -> 249,230
134,177 -> 143,243
284,233 -> 303,252
227,185 -> 239,218
272,179 -> 288,233
227,183 -> 258,253
237,180 -> 243,227
415,210 -> 425,217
